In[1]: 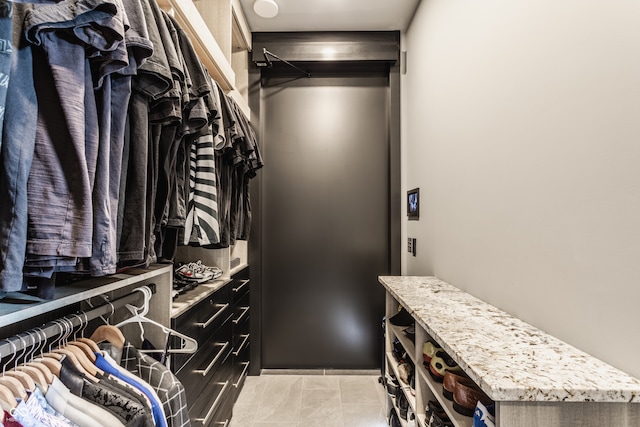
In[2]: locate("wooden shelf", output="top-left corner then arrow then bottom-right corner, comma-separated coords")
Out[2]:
158,0 -> 251,118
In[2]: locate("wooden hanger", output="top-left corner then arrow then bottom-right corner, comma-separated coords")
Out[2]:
65,314 -> 99,361
67,341 -> 97,363
32,357 -> 61,378
4,370 -> 35,392
40,351 -> 63,361
90,325 -> 125,351
21,363 -> 53,386
0,383 -> 17,411
16,365 -> 48,392
51,347 -> 101,380
76,337 -> 101,353
0,376 -> 28,401
18,331 -> 53,389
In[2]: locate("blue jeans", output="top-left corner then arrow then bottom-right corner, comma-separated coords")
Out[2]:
0,3 -> 38,293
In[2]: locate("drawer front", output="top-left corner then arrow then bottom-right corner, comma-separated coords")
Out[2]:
231,266 -> 249,282
232,302 -> 250,335
174,284 -> 231,341
232,342 -> 250,382
231,267 -> 250,301
172,285 -> 232,370
177,321 -> 232,404
231,278 -> 250,303
188,356 -> 234,427
232,331 -> 250,359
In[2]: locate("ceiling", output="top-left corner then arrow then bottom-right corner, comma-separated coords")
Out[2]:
238,0 -> 421,32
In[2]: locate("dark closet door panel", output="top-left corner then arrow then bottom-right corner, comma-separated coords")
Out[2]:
262,76 -> 389,369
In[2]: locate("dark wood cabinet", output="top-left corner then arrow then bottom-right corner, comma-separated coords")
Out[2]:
171,266 -> 250,426
230,267 -> 250,401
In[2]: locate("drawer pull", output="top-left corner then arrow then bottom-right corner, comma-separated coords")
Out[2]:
233,279 -> 249,293
195,380 -> 229,425
195,342 -> 229,377
233,334 -> 250,356
212,420 -> 230,427
233,362 -> 250,388
232,306 -> 250,324
196,303 -> 229,329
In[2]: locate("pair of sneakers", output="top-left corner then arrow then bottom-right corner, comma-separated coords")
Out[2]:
175,260 -> 223,285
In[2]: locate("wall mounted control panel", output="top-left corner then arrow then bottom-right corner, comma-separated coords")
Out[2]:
407,238 -> 416,256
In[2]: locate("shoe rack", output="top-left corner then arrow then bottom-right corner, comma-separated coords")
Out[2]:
385,303 -> 471,427
380,276 -> 640,427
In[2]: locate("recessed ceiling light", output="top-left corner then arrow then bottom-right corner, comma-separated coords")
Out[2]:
253,0 -> 279,18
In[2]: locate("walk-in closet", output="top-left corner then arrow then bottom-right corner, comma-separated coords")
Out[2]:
2,0 -> 640,426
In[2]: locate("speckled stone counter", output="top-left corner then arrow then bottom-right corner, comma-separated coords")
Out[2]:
379,276 -> 640,403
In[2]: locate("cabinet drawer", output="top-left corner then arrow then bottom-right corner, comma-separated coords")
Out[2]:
232,303 -> 250,331
188,357 -> 234,427
231,278 -> 250,303
232,331 -> 250,357
177,321 -> 232,403
173,284 -> 231,343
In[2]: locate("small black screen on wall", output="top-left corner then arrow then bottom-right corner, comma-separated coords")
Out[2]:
407,188 -> 419,220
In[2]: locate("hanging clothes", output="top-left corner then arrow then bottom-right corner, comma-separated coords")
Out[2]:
93,352 -> 167,427
45,376 -> 120,427
58,356 -> 153,427
0,0 -> 262,297
101,342 -> 189,427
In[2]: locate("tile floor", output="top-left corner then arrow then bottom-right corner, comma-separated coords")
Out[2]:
230,373 -> 389,427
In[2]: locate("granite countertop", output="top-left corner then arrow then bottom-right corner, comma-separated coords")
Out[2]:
379,275 -> 640,403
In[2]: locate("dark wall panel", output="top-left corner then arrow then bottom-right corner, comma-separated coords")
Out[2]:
261,76 -> 390,369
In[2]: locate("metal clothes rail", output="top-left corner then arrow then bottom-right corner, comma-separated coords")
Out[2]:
0,288 -> 148,359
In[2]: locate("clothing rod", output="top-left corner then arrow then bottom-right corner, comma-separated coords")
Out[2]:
262,48 -> 312,78
0,286 -> 151,359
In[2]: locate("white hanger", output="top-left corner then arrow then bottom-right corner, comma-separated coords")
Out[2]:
115,286 -> 197,354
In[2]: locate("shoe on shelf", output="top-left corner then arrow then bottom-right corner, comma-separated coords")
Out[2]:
425,400 -> 453,427
389,307 -> 414,327
473,401 -> 496,427
443,370 -> 470,400
174,260 -> 223,284
429,350 -> 462,382
453,378 -> 494,417
423,340 -> 442,365
389,407 -> 402,427
385,373 -> 400,396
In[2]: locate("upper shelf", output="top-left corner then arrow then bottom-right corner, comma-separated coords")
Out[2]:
379,275 -> 640,403
0,264 -> 173,328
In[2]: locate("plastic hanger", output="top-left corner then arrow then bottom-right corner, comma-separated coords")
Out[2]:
115,286 -> 197,354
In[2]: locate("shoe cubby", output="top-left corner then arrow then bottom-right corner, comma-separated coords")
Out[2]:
385,300 -> 471,427
380,276 -> 640,427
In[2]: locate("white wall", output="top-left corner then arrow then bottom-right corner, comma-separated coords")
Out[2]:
402,0 -> 640,379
